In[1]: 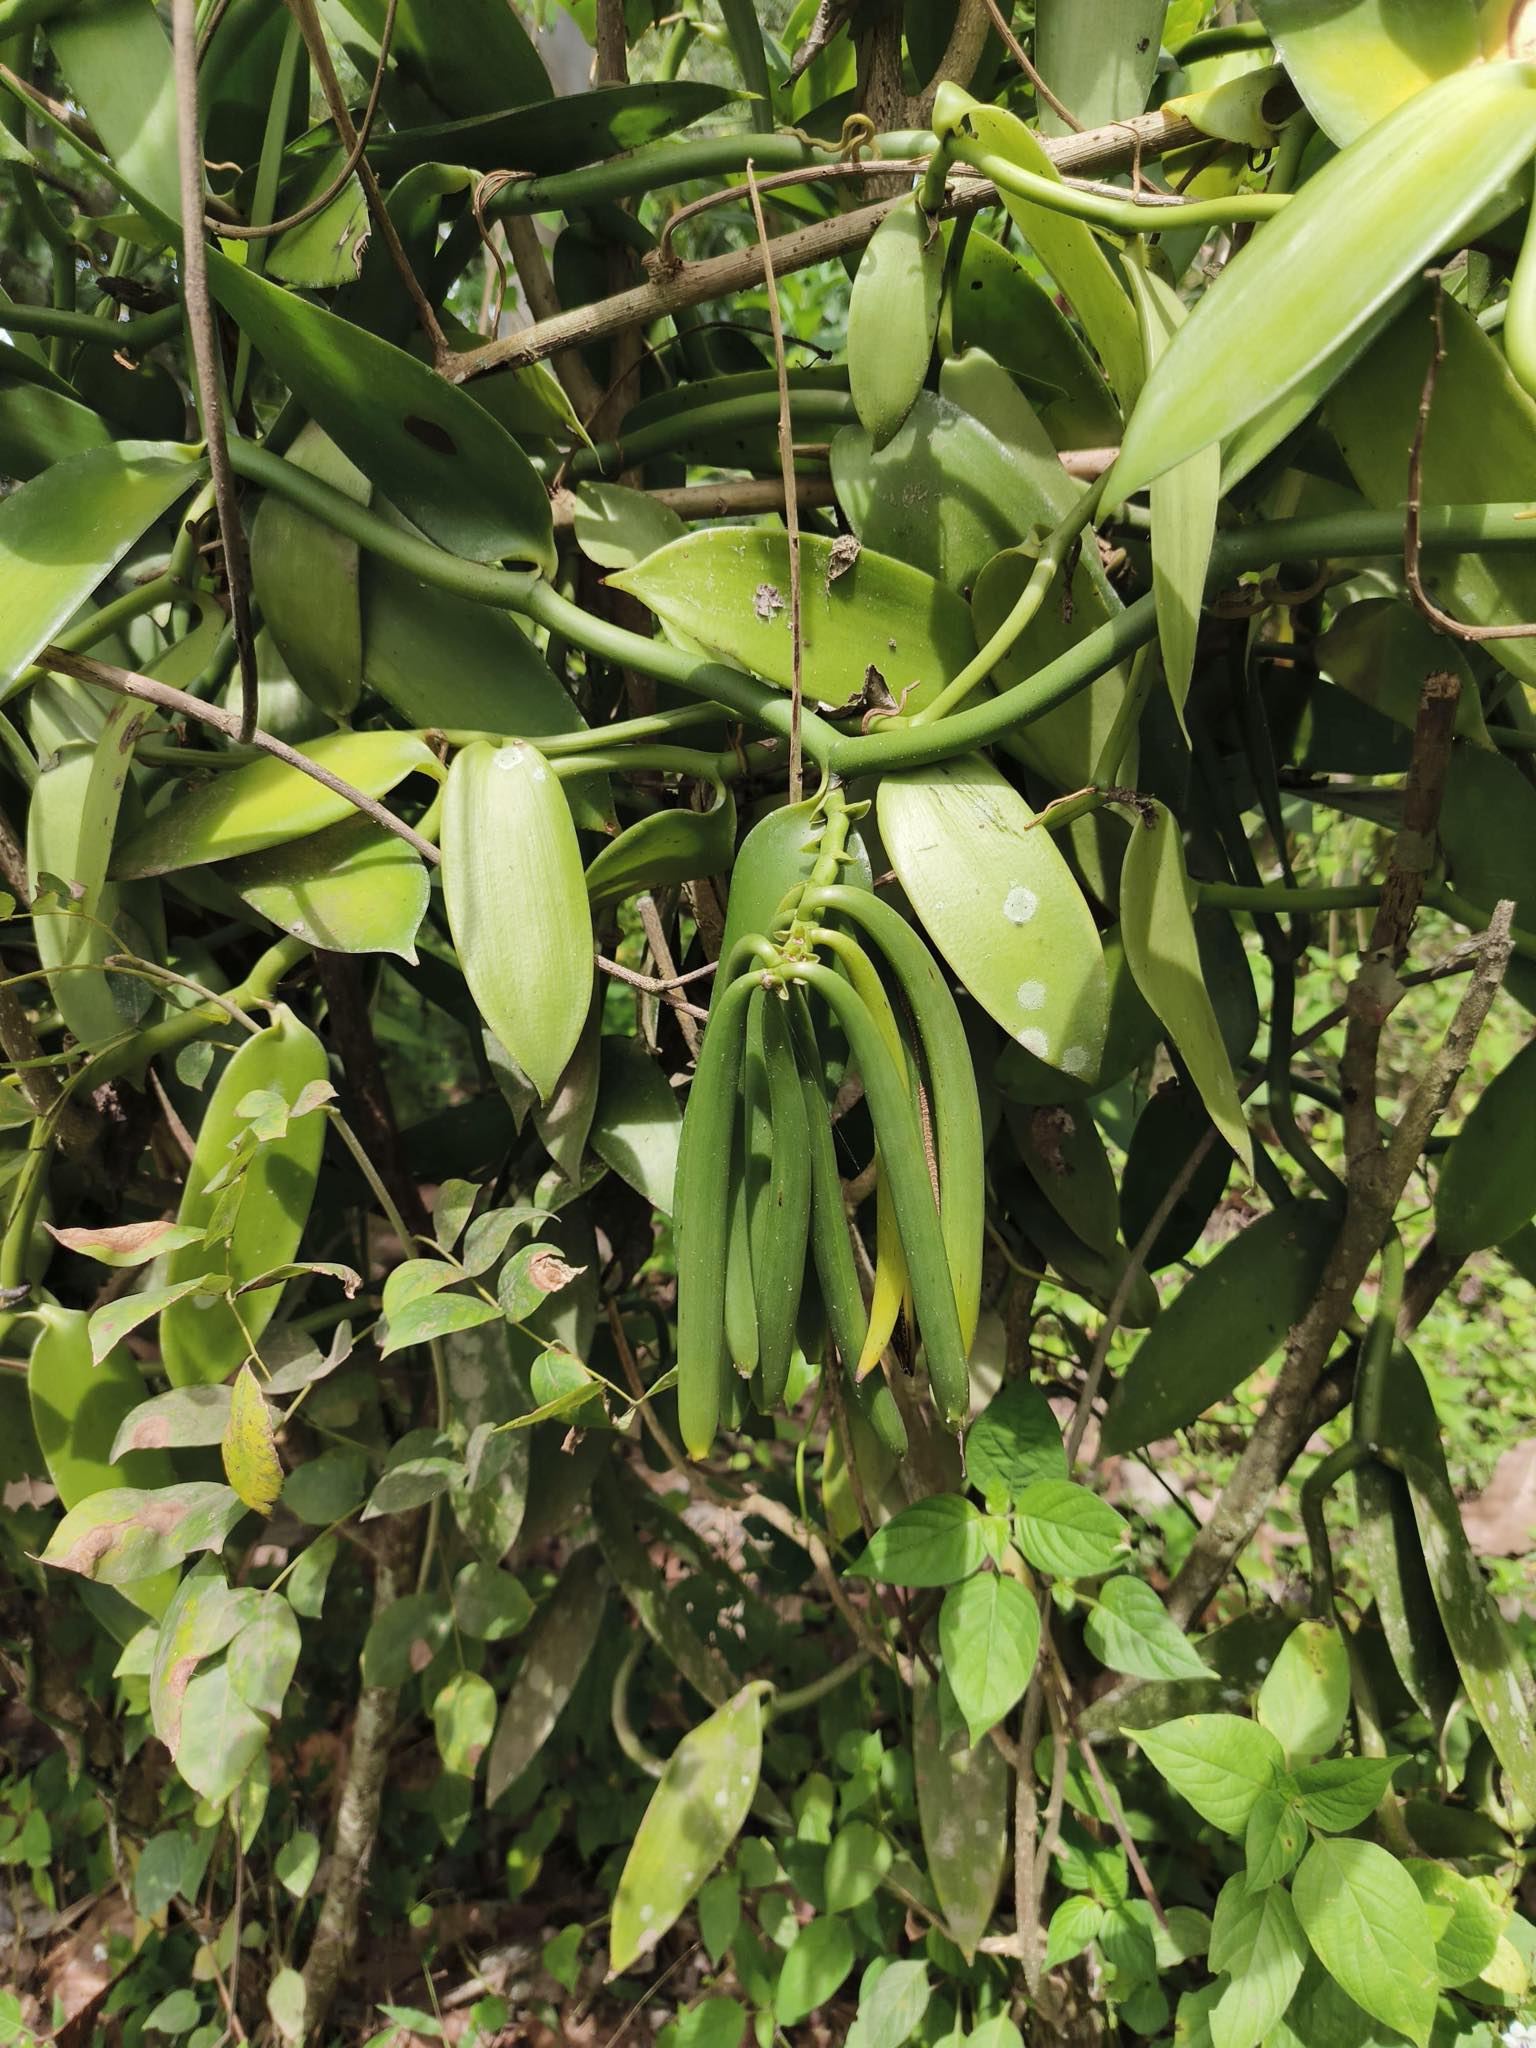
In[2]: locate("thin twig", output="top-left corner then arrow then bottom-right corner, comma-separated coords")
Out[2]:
1406,283 -> 1536,643
171,0 -> 258,743
211,0 -> 398,241
284,0 -> 447,361
655,157 -> 924,266
635,893 -> 702,1056
445,109 -> 1203,384
744,159 -> 803,804
39,647 -> 440,865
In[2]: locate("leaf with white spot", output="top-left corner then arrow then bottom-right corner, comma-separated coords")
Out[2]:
878,753 -> 1107,1084
609,1681 -> 769,1975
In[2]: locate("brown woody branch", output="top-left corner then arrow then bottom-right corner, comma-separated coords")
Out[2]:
1166,669 -> 1498,1628
444,108 -> 1203,386
39,647 -> 440,866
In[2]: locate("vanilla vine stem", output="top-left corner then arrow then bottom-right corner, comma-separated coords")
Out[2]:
223,436 -> 1536,778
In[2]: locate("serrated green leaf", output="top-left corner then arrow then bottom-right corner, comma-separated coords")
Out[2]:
1291,1837 -> 1438,2047
847,1495 -> 987,1588
1243,1790 -> 1307,1889
1406,1860 -> 1505,1988
1292,1757 -> 1401,1834
1045,1894 -> 1105,1969
1257,1620 -> 1352,1763
939,1573 -> 1040,1744
1208,1874 -> 1307,2048
1013,1479 -> 1128,1580
1131,1716 -> 1283,1836
1085,1577 -> 1210,1682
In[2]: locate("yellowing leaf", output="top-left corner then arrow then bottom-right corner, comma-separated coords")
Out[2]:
223,1366 -> 283,1516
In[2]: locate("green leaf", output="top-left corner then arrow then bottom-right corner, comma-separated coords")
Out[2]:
775,1915 -> 857,2027
1045,1894 -> 1105,1969
433,1670 -> 496,1778
1124,262 -> 1218,732
368,80 -> 740,180
221,1367 -> 282,1517
1033,0 -> 1168,133
174,1661 -> 267,1807
150,1565 -> 263,1756
208,250 -> 555,573
824,1821 -> 893,1915
1013,1480 -> 1128,1580
588,1037 -> 682,1215
1292,1757 -> 1401,1834
584,776 -> 735,910
877,754 -> 1108,1084
28,1304 -> 174,1508
913,1671 -> 1008,1962
112,730 -> 436,879
359,555 -> 611,830
966,1381 -> 1067,1509
1253,0 -> 1481,144
247,424 -> 367,717
1102,1202 -> 1337,1451
1107,62 -> 1536,501
46,0 -> 180,222
497,1243 -> 585,1325
1406,1860 -> 1505,1988
1119,802 -> 1252,1174
847,1495 -> 987,1588
442,741 -> 593,1104
361,1592 -> 452,1686
1084,1577 -> 1210,1683
144,1989 -> 202,2036
227,1595 -> 301,1718
661,1998 -> 747,2048
485,1548 -> 607,1805
330,0 -> 550,118
1435,1036 -> 1536,1258
379,1291 -> 500,1357
1243,1789 -> 1307,1890
1256,1620 -> 1352,1763
851,1958 -> 930,2047
1290,1837 -> 1439,2047
362,1431 -> 461,1516
0,441 -> 200,698
1397,1438 -> 1536,1820
951,227 -> 1121,448
273,1829 -> 320,1899
939,1573 -> 1041,1743
267,1967 -> 306,2045
609,1682 -> 768,1975
231,815 -> 429,963
1208,1875 -> 1308,2048
831,374 -> 1067,591
452,1562 -> 533,1643
571,480 -> 686,571
1131,1716 -> 1284,1836
848,195 -> 943,450
936,91 -> 1141,407
608,529 -> 975,717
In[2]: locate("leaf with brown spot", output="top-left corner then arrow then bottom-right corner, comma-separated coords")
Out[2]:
41,1482 -> 247,1585
46,1219 -> 206,1267
222,1367 -> 283,1517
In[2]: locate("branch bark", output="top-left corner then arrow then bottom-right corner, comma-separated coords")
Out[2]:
1166,673 -> 1492,1628
444,109 -> 1203,385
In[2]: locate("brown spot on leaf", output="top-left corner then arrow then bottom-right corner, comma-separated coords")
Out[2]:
404,415 -> 456,456
127,1418 -> 173,1450
408,1635 -> 435,1674
753,582 -> 784,623
529,1253 -> 585,1295
825,533 -> 861,590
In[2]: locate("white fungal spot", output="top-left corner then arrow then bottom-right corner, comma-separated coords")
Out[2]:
1016,1028 -> 1049,1059
1017,979 -> 1046,1012
639,1903 -> 654,1923
1061,1045 -> 1089,1074
1003,884 -> 1038,925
